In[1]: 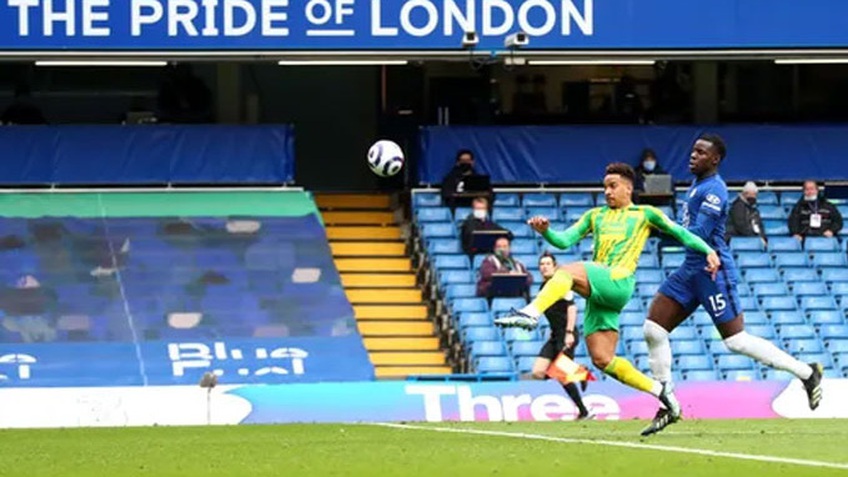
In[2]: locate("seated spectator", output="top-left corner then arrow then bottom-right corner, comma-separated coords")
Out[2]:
460,197 -> 511,255
476,237 -> 532,298
726,181 -> 767,246
789,180 -> 843,241
634,148 -> 665,192
440,149 -> 491,209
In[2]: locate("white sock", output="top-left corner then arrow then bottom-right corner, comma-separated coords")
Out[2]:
724,332 -> 813,380
519,303 -> 541,319
644,320 -> 673,383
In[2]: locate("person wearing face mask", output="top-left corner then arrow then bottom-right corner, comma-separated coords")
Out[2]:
460,197 -> 510,255
441,149 -> 489,209
726,181 -> 767,247
634,148 -> 666,193
789,180 -> 843,241
476,237 -> 532,298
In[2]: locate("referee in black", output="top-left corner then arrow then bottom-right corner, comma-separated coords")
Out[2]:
531,252 -> 591,420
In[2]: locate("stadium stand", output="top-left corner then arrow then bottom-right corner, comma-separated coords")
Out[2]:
415,189 -> 848,381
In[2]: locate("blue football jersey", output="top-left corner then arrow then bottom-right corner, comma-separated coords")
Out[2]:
679,174 -> 737,274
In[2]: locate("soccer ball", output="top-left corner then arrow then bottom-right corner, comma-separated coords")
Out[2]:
367,140 -> 405,177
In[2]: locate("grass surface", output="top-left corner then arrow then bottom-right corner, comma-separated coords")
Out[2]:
1,420 -> 847,476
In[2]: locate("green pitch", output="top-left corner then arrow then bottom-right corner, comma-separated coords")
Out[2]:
1,420 -> 847,477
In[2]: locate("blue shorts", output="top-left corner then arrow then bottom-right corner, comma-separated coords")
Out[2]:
658,266 -> 742,324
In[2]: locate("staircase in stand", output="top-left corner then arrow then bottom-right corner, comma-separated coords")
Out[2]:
316,193 -> 451,379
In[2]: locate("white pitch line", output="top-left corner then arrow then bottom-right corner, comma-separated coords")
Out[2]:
372,423 -> 848,470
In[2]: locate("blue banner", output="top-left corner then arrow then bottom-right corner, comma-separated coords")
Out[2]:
420,125 -> 848,184
0,126 -> 294,184
1,0 -> 847,51
0,336 -> 374,387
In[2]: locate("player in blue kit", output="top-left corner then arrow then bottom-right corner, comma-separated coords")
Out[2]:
640,134 -> 824,436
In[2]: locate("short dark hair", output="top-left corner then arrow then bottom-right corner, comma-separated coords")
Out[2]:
605,162 -> 636,184
456,149 -> 474,162
698,133 -> 727,160
539,251 -> 557,265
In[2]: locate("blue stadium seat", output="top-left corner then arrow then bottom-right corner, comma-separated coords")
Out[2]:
787,339 -> 823,354
560,193 -> 594,207
446,284 -> 478,301
717,354 -> 754,370
621,325 -> 644,343
782,268 -> 820,284
413,193 -> 441,208
463,327 -> 500,343
492,298 -> 527,315
629,340 -> 649,356
457,312 -> 493,329
757,191 -> 779,205
773,252 -> 808,268
809,310 -> 844,325
753,282 -> 788,298
745,268 -> 780,283
769,237 -> 803,253
493,193 -> 520,207
778,324 -> 816,340
578,239 -> 594,256
758,205 -> 786,220
417,207 -> 452,222
762,296 -> 797,312
452,298 -> 488,314
502,222 -> 533,238
429,238 -> 462,255
764,220 -> 789,236
635,270 -> 665,284
736,283 -> 752,297
440,270 -> 474,286
744,311 -> 769,325
819,324 -> 848,340
472,254 -> 485,269
827,339 -> 848,353
475,356 -> 514,374
671,327 -> 699,340
422,223 -> 456,239
454,207 -> 472,223
529,284 -> 541,296
637,255 -> 659,269
620,311 -> 644,326
770,311 -> 806,325
522,193 -> 557,207
763,369 -> 796,380
747,324 -> 777,339
671,340 -> 703,355
511,340 -> 545,357
510,240 -> 538,255
800,296 -> 838,312
780,191 -> 802,206
812,252 -> 847,268
470,340 -> 507,358
793,281 -> 828,297
684,370 -> 719,381
515,356 -> 537,373
822,269 -> 848,283
639,283 -> 661,298
525,207 -> 560,221
658,206 -> 675,219
740,296 -> 760,312
502,327 -> 540,343
830,282 -> 848,295
677,355 -> 713,371
435,255 -> 471,270
730,237 -> 764,252
661,253 -> 685,269
697,324 -> 722,340
797,353 -> 832,368
725,370 -> 760,381
513,254 -> 538,267
805,237 -> 840,252
493,208 -> 525,222
622,300 -> 643,313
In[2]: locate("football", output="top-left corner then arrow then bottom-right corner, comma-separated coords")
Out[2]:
367,140 -> 405,177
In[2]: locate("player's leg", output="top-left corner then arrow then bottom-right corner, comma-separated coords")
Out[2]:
495,262 -> 589,329
562,338 -> 591,419
532,341 -> 591,419
706,275 -> 823,410
586,328 -> 661,396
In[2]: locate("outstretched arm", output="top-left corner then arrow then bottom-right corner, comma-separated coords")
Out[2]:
645,206 -> 721,278
530,210 -> 594,250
